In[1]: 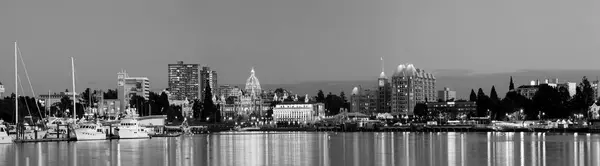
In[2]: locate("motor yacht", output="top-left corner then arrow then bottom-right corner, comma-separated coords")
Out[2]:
114,119 -> 150,139
74,123 -> 107,141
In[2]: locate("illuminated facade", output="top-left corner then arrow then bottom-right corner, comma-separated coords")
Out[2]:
272,102 -> 325,122
391,64 -> 436,115
168,61 -> 200,100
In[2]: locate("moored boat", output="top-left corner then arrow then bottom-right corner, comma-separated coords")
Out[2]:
74,123 -> 107,141
0,125 -> 14,144
114,119 -> 150,139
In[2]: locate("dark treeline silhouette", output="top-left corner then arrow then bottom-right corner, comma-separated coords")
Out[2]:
471,76 -> 597,120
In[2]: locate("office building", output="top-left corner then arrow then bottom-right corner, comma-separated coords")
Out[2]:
117,70 -> 150,112
200,66 -> 218,100
168,61 -> 200,100
391,64 -> 436,115
438,87 -> 457,102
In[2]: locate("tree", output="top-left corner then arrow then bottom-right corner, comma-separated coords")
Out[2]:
476,88 -> 490,117
572,76 -> 595,117
103,89 -> 118,99
469,89 -> 477,102
414,103 -> 428,117
192,99 -> 202,119
490,86 -> 499,102
316,90 -> 325,103
340,91 -> 349,110
532,84 -> 570,119
159,92 -> 170,114
509,76 -> 515,91
202,80 -> 218,122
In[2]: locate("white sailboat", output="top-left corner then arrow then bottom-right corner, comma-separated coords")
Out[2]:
11,42 -> 51,141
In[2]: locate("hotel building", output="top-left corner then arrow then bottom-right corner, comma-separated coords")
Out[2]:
391,64 -> 436,115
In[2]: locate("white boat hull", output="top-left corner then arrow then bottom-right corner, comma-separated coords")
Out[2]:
115,129 -> 149,139
75,130 -> 107,140
0,135 -> 13,144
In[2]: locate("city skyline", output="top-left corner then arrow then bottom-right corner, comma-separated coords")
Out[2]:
3,0 -> 600,97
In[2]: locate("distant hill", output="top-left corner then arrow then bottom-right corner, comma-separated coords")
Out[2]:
247,70 -> 600,99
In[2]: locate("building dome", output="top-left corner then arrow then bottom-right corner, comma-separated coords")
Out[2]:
245,67 -> 262,97
379,71 -> 386,79
352,87 -> 360,95
394,64 -> 406,76
405,64 -> 417,76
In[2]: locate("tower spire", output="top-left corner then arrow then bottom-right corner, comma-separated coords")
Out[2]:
381,57 -> 384,73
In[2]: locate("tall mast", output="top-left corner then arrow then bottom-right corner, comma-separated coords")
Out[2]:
15,41 -> 18,124
71,57 -> 76,119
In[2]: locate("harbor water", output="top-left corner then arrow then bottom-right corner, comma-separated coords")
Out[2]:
1,132 -> 600,166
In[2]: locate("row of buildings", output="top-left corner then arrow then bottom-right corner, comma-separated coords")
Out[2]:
351,63 -> 457,116
515,78 -> 600,100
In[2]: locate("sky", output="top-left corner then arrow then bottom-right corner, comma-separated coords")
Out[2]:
1,0 -> 600,96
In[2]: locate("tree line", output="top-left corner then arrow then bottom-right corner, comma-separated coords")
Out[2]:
469,76 -> 597,120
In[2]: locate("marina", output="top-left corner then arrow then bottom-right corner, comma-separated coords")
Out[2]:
2,132 -> 600,166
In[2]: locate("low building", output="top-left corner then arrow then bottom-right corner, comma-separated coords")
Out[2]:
516,85 -> 539,99
39,91 -> 81,109
426,101 -> 477,119
273,102 -> 325,123
437,87 -> 456,102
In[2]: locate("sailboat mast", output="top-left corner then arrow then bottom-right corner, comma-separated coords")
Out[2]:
71,57 -> 76,119
15,41 -> 18,124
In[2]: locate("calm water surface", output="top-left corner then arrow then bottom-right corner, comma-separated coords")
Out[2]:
1,132 -> 599,166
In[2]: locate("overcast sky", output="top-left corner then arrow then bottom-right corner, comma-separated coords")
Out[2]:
1,0 -> 600,96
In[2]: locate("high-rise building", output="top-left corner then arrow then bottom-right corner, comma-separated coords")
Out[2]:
200,66 -> 218,100
438,87 -> 457,102
0,82 -> 4,97
391,64 -> 436,115
168,61 -> 200,100
117,70 -> 150,112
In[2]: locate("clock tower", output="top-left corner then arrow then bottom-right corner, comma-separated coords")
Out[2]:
377,57 -> 391,113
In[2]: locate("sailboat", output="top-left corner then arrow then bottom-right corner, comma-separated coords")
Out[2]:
45,57 -> 80,139
10,41 -> 49,141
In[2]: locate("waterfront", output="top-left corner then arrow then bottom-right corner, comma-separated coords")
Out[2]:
1,132 -> 599,166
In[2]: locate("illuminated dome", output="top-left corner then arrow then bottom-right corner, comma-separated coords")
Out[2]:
352,87 -> 359,95
393,64 -> 406,76
405,64 -> 417,76
245,67 -> 262,97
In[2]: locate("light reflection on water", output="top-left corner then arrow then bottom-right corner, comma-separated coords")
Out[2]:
0,132 -> 599,166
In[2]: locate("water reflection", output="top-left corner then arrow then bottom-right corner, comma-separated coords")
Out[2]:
2,132 -> 600,166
